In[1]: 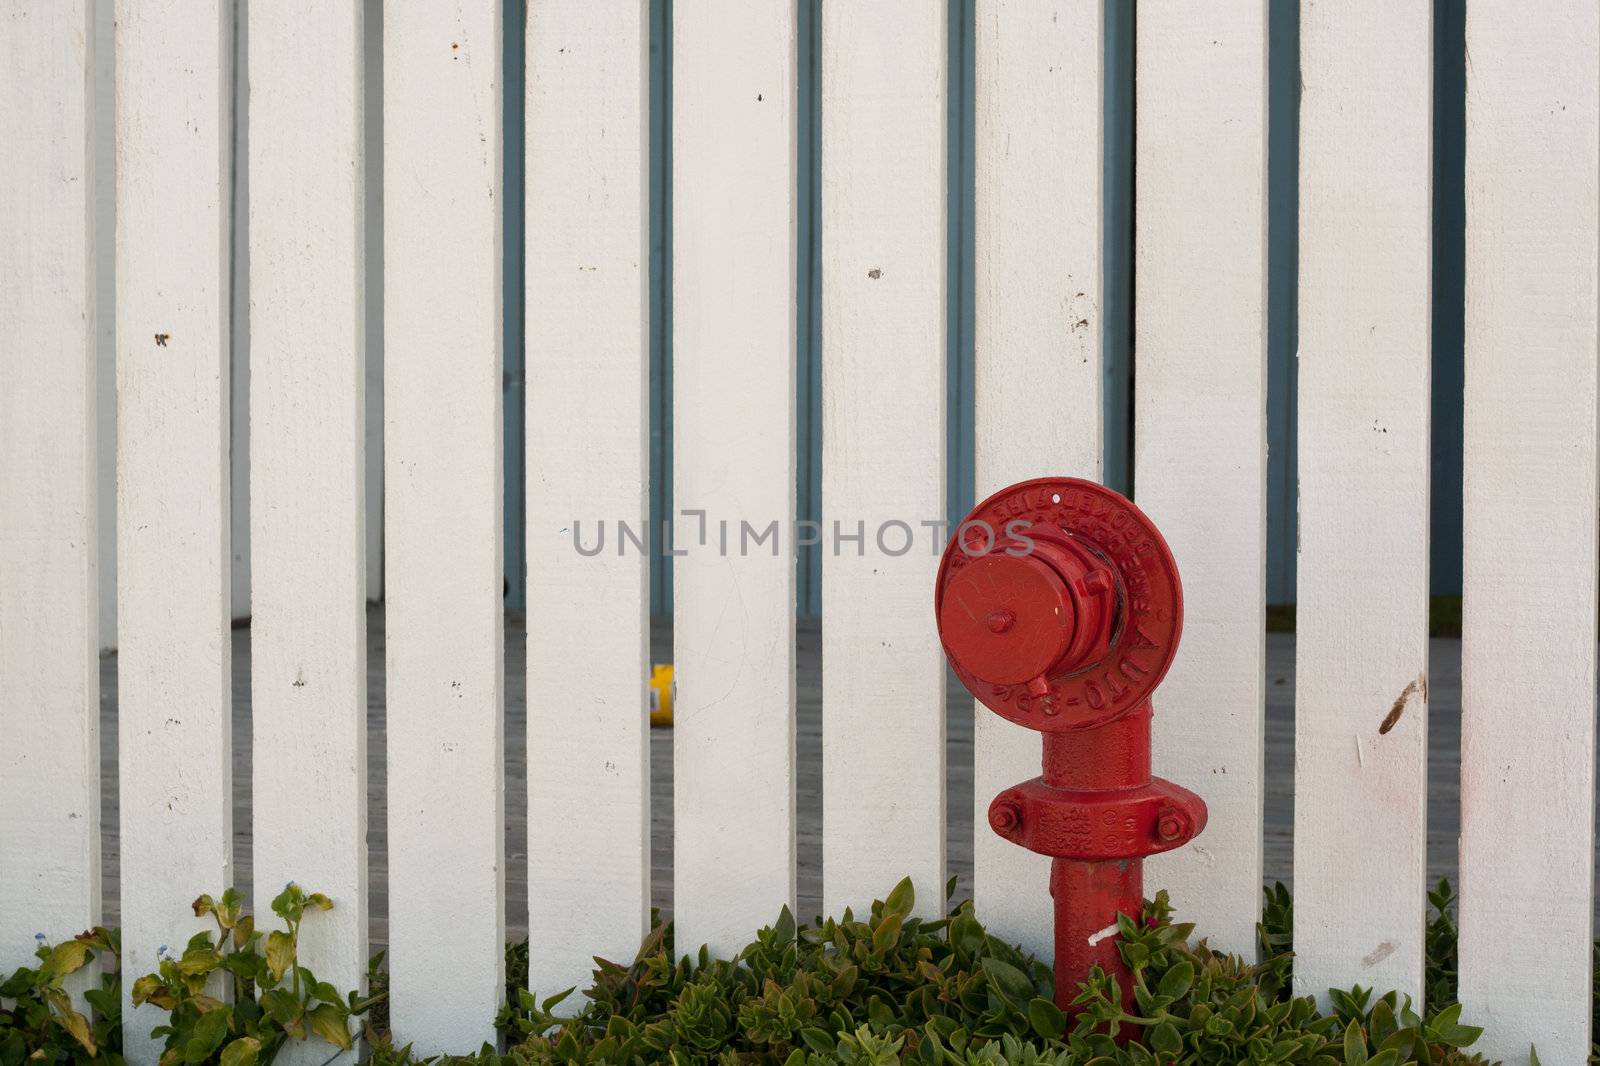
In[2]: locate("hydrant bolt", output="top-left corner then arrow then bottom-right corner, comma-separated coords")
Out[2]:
935,477 -> 1208,1036
1156,807 -> 1188,843
989,799 -> 1022,838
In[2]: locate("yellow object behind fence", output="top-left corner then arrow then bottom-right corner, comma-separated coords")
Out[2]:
649,663 -> 674,727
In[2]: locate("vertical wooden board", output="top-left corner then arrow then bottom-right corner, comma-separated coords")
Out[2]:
248,1 -> 368,1045
1459,2 -> 1598,1057
113,0 -> 234,1055
820,0 -> 947,921
971,0 -> 1102,959
672,0 -> 797,956
524,0 -> 650,997
0,0 -> 100,967
1134,2 -> 1267,956
384,0 -> 505,1051
1293,0 -> 1432,1006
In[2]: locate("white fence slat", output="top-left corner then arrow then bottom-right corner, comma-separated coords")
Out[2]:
248,1 -> 368,1041
1134,3 -> 1268,956
113,0 -> 235,1056
972,0 -> 1103,960
672,0 -> 797,956
525,0 -> 651,996
1458,2 -> 1599,1057
0,0 -> 100,968
1292,2 -> 1432,1006
820,0 -> 947,921
384,1 -> 505,1050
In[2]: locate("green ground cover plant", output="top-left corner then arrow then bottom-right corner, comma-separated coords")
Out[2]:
0,878 -> 1567,1066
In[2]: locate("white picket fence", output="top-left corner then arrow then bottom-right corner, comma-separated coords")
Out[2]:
1,2 -> 1596,1062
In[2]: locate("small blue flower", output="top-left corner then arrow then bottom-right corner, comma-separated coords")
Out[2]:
157,944 -> 168,958
34,933 -> 45,941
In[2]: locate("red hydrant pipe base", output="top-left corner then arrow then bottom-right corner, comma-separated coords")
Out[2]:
935,478 -> 1206,1042
1051,857 -> 1141,1018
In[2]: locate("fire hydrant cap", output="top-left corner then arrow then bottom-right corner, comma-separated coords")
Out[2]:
935,477 -> 1183,732
938,552 -> 1076,686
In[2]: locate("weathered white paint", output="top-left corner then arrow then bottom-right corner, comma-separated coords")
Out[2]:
524,0 -> 651,998
0,0 -> 101,968
1458,2 -> 1599,1058
1135,2 -> 1267,957
113,0 -> 234,1057
384,0 -> 505,1051
672,0 -> 797,957
92,1 -> 379,641
1292,1 -> 1432,1007
247,4 -> 367,1053
819,0 -> 947,922
972,0 -> 1102,960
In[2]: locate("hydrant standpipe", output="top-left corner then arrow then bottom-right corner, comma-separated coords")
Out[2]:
934,477 -> 1207,1021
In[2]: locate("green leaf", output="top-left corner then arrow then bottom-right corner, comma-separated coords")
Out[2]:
541,987 -> 576,1014
185,1003 -> 233,1063
51,1004 -> 96,1055
1156,959 -> 1194,1001
1344,1019 -> 1367,1066
219,1036 -> 261,1066
1369,997 -> 1398,1043
40,940 -> 90,981
799,1027 -> 834,1054
980,956 -> 1035,1006
260,988 -> 304,1026
131,973 -> 170,1008
871,912 -> 903,954
308,1003 -> 353,1050
265,929 -> 295,981
1147,1020 -> 1182,1055
1428,1002 -> 1485,1047
1026,997 -> 1065,1039
772,905 -> 796,949
884,877 -> 915,918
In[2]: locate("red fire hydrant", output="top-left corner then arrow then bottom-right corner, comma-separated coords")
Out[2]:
935,477 -> 1206,1021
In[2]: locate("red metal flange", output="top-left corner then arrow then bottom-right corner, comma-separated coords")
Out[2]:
935,477 -> 1206,1032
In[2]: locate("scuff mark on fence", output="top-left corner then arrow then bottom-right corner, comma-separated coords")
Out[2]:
1379,671 -> 1427,735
